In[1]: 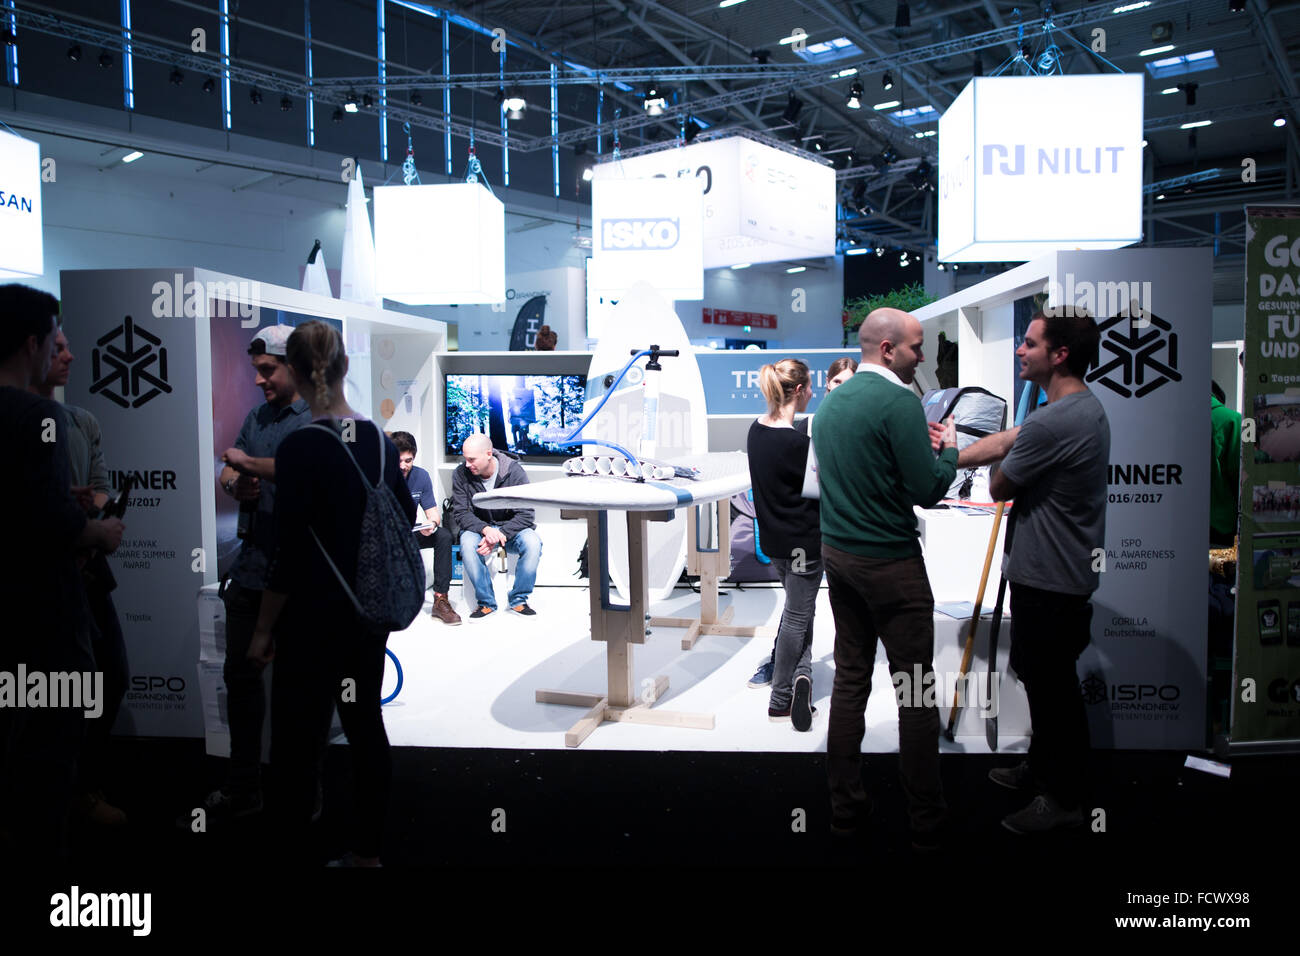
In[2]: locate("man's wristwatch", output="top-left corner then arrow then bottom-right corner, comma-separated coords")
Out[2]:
224,476 -> 237,495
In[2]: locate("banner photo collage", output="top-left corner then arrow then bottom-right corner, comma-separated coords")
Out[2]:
1234,205 -> 1300,743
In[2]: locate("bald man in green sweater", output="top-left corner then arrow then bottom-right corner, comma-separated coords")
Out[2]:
813,308 -> 957,850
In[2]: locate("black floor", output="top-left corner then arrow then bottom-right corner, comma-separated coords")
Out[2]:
3,738 -> 1294,937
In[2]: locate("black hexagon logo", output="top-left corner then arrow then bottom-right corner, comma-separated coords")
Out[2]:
1080,672 -> 1108,706
1086,311 -> 1182,399
90,315 -> 173,409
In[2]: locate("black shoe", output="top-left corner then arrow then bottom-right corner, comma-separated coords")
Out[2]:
469,606 -> 495,619
910,821 -> 947,853
509,603 -> 537,616
830,798 -> 874,838
988,761 -> 1035,792
791,675 -> 813,732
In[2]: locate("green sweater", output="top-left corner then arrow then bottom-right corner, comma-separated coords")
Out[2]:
811,370 -> 958,558
1209,395 -> 1241,544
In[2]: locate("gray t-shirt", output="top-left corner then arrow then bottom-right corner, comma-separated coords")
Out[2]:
999,389 -> 1110,595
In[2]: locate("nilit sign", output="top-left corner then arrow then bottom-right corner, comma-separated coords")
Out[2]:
938,75 -> 1144,262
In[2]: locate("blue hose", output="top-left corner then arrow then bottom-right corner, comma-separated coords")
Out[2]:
382,647 -> 403,705
562,348 -> 653,445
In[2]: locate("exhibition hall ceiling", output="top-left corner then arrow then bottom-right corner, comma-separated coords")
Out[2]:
2,0 -> 1297,267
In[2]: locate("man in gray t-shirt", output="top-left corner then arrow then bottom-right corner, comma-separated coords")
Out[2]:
958,308 -> 1109,836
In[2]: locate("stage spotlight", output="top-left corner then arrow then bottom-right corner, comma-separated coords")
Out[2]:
684,118 -> 702,143
169,68 -> 184,86
362,93 -> 374,109
332,108 -> 344,123
782,92 -> 804,124
98,51 -> 113,69
280,95 -> 292,111
882,71 -> 894,91
202,77 -> 216,94
895,1 -> 911,29
750,48 -> 771,64
881,146 -> 898,164
1180,82 -> 1197,106
846,81 -> 863,109
66,44 -> 82,62
249,87 -> 263,105
644,84 -> 666,115
503,86 -> 526,119
973,56 -> 983,77
344,91 -> 359,113
1,30 -> 15,46
1275,114 -> 1287,128
411,90 -> 423,106
1228,0 -> 1245,10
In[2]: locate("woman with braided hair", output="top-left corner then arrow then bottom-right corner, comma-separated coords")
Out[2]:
248,320 -> 416,866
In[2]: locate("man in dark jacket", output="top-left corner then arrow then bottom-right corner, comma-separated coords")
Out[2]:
452,434 -> 542,618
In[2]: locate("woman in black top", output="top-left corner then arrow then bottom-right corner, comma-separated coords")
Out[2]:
746,359 -> 822,731
248,320 -> 415,866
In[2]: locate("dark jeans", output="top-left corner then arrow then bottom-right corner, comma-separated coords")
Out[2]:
1009,582 -> 1092,809
79,575 -> 129,791
220,577 -> 268,799
416,524 -> 454,594
270,600 -> 391,861
769,556 -> 821,710
823,544 -> 945,834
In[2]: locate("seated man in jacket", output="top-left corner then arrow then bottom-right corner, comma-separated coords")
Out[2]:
451,434 -> 542,618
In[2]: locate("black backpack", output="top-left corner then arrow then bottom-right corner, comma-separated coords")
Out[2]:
307,424 -> 425,632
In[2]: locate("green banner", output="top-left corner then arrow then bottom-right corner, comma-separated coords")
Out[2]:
1233,206 -> 1300,743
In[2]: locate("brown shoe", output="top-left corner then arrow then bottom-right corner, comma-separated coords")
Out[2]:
431,592 -> 462,626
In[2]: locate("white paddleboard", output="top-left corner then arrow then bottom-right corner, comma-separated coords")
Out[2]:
581,282 -> 709,603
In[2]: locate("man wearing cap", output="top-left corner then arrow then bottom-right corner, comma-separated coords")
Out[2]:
209,325 -> 310,821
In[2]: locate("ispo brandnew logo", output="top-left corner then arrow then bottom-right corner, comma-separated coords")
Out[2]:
90,316 -> 173,409
601,218 -> 680,251
1087,311 -> 1181,399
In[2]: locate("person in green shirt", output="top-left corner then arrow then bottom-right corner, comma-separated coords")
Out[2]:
813,307 -> 957,850
1209,385 -> 1241,546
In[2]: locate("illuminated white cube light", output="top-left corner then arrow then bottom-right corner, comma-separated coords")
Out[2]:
0,131 -> 44,278
937,75 -> 1144,262
590,135 -> 835,268
373,183 -> 505,305
590,176 -> 704,300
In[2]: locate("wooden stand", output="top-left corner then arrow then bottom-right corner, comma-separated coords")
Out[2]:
535,509 -> 715,748
649,499 -> 775,650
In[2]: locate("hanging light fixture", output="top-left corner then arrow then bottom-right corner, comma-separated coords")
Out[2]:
846,81 -> 863,109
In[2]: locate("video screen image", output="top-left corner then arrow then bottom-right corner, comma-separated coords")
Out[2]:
445,374 -> 586,459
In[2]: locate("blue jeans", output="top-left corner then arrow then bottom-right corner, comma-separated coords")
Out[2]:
459,527 -> 542,609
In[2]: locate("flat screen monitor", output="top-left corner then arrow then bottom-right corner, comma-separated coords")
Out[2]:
445,373 -> 587,459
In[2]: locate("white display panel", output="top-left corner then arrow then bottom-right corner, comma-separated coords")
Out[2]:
591,136 -> 835,268
938,75 -> 1144,262
0,130 -> 43,278
591,177 -> 704,300
373,182 -> 505,305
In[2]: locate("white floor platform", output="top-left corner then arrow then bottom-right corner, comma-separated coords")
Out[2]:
377,582 -> 1031,755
